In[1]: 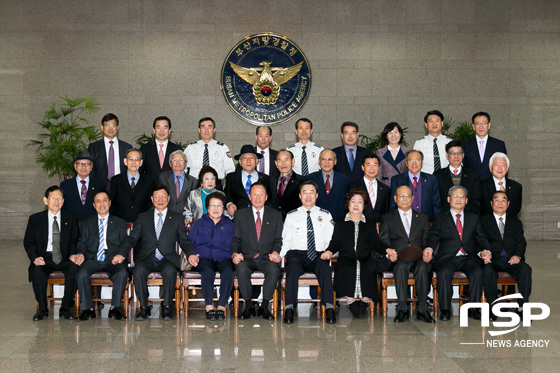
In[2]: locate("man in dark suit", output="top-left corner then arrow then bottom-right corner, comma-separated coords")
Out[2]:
434,140 -> 481,214
307,149 -> 351,221
480,152 -> 522,217
74,190 -> 128,321
110,148 -> 155,223
255,126 -> 279,179
87,113 -> 132,191
348,153 -> 390,223
268,149 -> 307,220
60,151 -> 106,221
379,185 -> 434,324
481,191 -> 532,314
24,185 -> 80,321
140,116 -> 182,178
333,121 -> 370,184
426,186 -> 492,321
231,182 -> 283,320
158,150 -> 199,214
463,111 -> 507,181
390,150 -> 441,221
120,184 -> 198,321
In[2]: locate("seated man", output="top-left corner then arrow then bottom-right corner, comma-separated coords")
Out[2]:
281,181 -> 336,324
482,191 -> 532,315
426,186 -> 491,321
23,186 -> 79,321
480,152 -> 522,217
74,190 -> 128,321
379,185 -> 434,324
268,149 -> 307,221
231,182 -> 283,320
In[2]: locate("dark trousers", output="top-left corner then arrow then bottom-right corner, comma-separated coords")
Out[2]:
483,259 -> 532,305
133,256 -> 178,307
30,258 -> 79,311
76,259 -> 128,309
196,258 -> 234,307
235,258 -> 280,303
435,256 -> 483,311
285,251 -> 334,307
392,259 -> 432,312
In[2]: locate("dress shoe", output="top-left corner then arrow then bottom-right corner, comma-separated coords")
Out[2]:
78,308 -> 95,321
393,310 -> 409,323
489,311 -> 498,322
239,305 -> 254,320
206,309 -> 217,321
360,301 -> 370,317
439,309 -> 451,321
283,308 -> 295,324
257,306 -> 264,316
215,309 -> 225,321
108,307 -> 125,320
33,309 -> 48,321
417,311 -> 436,324
59,308 -> 74,320
325,308 -> 337,324
468,309 -> 482,320
261,307 -> 274,321
348,301 -> 363,319
161,305 -> 173,320
136,306 -> 150,321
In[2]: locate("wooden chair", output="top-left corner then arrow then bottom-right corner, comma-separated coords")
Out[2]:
280,271 -> 335,318
36,271 -> 80,318
481,272 -> 518,303
233,272 -> 278,318
380,271 -> 418,317
182,271 -> 227,318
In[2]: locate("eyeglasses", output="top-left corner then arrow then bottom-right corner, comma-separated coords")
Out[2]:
153,195 -> 168,200
48,196 -> 63,201
450,194 -> 466,200
208,204 -> 224,209
75,162 -> 92,167
171,159 -> 185,163
447,151 -> 464,156
397,194 -> 412,199
320,158 -> 335,162
103,123 -> 118,128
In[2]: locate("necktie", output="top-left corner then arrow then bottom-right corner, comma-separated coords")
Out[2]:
158,143 -> 164,169
499,217 -> 507,257
368,181 -> 376,208
107,140 -> 115,179
255,211 -> 262,241
453,169 -> 458,176
155,212 -> 164,260
97,218 -> 106,262
259,151 -> 265,173
306,210 -> 316,261
456,214 -> 467,255
52,216 -> 62,264
301,145 -> 309,176
402,211 -> 410,237
325,174 -> 331,195
278,176 -> 286,200
433,138 -> 441,171
498,181 -> 505,192
80,180 -> 87,206
348,148 -> 355,171
130,176 -> 135,189
203,143 -> 209,166
175,175 -> 181,199
479,140 -> 485,162
412,176 -> 418,189
245,174 -> 252,196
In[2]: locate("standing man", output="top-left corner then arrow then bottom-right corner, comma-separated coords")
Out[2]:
184,117 -> 235,184
60,151 -> 106,221
463,112 -> 507,181
333,121 -> 370,183
88,113 -> 132,191
120,184 -> 198,321
158,150 -> 199,214
24,186 -> 79,321
74,190 -> 128,321
378,186 -> 434,324
480,152 -> 522,217
281,181 -> 336,324
231,182 -> 283,320
307,149 -> 350,221
254,126 -> 279,179
287,118 -> 324,176
140,116 -> 182,177
268,149 -> 307,220
348,154 -> 391,224
413,110 -> 452,174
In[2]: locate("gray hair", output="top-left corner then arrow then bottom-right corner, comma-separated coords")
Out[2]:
448,185 -> 468,198
489,152 -> 510,169
169,149 -> 187,165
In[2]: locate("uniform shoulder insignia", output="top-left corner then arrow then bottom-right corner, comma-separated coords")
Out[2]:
330,220 -> 335,225
417,136 -> 425,141
319,208 -> 330,214
287,144 -> 296,149
216,141 -> 225,146
313,143 -> 322,148
188,141 -> 197,145
287,209 -> 298,214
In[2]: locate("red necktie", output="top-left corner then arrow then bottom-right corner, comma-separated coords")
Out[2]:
255,211 -> 262,241
158,143 -> 164,169
498,181 -> 505,192
175,175 -> 181,199
80,180 -> 87,206
453,169 -> 458,176
412,176 -> 418,189
456,213 -> 467,255
325,174 -> 331,195
278,176 -> 286,200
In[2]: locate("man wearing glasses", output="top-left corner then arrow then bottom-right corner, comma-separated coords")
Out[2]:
158,150 -> 199,214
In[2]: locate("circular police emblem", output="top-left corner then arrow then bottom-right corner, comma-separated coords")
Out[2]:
221,32 -> 311,126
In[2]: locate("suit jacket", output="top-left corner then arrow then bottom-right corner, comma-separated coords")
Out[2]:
88,139 -> 132,182
427,211 -> 490,266
109,172 -> 155,223
378,209 -> 429,255
224,169 -> 271,209
433,166 -> 481,215
348,178 -> 390,223
463,136 -> 507,181
60,177 -> 106,221
480,177 -> 522,217
268,172 -> 307,220
376,145 -> 409,184
390,171 -> 441,221
120,209 -> 195,268
231,206 -> 283,258
236,148 -> 280,179
77,213 -> 128,260
333,145 -> 370,184
480,214 -> 526,260
158,171 -> 199,214
307,170 -> 350,221
328,217 -> 383,267
140,140 -> 182,177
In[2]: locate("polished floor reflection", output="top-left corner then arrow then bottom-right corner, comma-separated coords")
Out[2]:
1,240 -> 559,372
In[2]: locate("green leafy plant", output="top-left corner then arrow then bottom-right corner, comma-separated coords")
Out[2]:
29,96 -> 101,182
359,127 -> 409,153
442,117 -> 475,141
135,132 -> 187,150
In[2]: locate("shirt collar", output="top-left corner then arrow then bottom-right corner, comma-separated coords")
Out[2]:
344,212 -> 366,223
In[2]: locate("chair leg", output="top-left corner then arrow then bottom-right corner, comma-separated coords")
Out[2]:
432,280 -> 438,317
123,286 -> 129,319
183,283 -> 189,318
75,290 -> 80,318
233,286 -> 239,318
272,288 -> 278,318
382,284 -> 388,318
175,286 -> 180,317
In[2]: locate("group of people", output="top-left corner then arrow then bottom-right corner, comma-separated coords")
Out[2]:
24,110 -> 532,325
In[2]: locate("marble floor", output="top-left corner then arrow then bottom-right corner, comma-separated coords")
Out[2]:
1,240 -> 560,372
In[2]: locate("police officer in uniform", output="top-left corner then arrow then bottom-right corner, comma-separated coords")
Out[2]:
413,110 -> 452,174
287,118 -> 324,176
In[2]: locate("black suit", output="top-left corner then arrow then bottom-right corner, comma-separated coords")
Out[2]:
427,211 -> 491,310
75,214 -> 128,309
480,214 -> 531,305
140,141 -> 182,178
480,178 -> 522,217
88,138 -> 132,183
348,178 -> 390,223
120,209 -> 195,307
333,145 -> 370,184
463,136 -> 507,181
60,177 -> 106,221
433,166 -> 481,214
224,169 -> 271,209
390,172 -> 441,221
23,210 -> 80,311
109,172 -> 155,223
378,209 -> 431,312
268,172 -> 307,220
307,170 -> 350,221
158,171 -> 199,214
